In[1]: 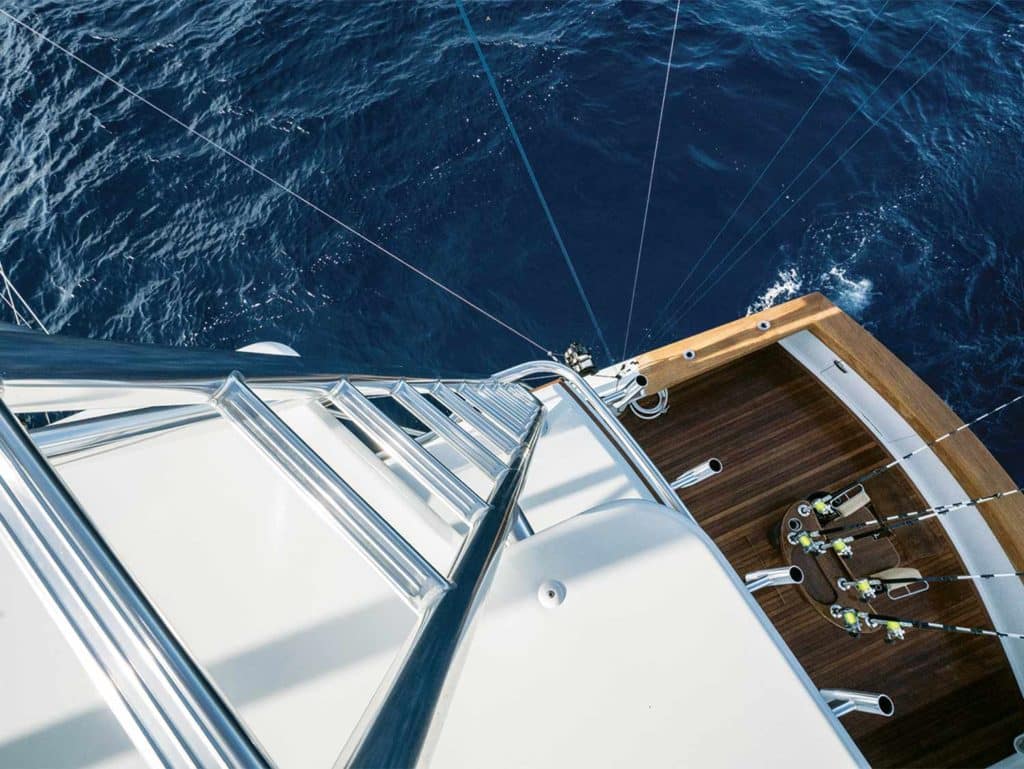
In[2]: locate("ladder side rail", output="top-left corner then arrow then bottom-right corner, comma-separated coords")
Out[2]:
212,373 -> 448,607
5,377 -> 521,415
0,398 -> 269,769
340,404 -> 543,769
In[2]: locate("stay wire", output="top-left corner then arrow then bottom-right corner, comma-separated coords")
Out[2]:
658,0 -> 998,335
643,0 -> 892,347
622,0 -> 683,359
455,0 -> 611,361
651,0 -> 954,340
0,8 -> 555,358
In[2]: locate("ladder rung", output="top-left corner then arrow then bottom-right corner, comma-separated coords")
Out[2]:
484,383 -> 534,424
426,383 -> 518,456
482,384 -> 535,423
501,382 -> 539,411
391,381 -> 506,479
455,384 -> 527,441
327,381 -> 486,524
212,373 -> 447,606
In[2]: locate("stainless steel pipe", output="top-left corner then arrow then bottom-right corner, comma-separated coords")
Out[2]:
600,374 -> 648,413
670,458 -> 723,490
820,689 -> 895,718
745,566 -> 804,593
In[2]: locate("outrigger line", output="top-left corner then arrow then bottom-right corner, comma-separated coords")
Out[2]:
818,487 -> 1024,538
833,606 -> 1024,643
832,392 -> 1024,498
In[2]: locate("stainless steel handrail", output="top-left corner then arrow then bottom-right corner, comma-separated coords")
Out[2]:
0,398 -> 269,768
340,402 -> 543,768
492,361 -> 693,520
212,373 -> 448,607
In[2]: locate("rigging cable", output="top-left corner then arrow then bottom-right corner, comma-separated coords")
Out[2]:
0,260 -> 49,332
0,8 -> 556,358
455,0 -> 611,361
641,0 -> 892,347
650,0 -> 998,341
621,0 -> 683,359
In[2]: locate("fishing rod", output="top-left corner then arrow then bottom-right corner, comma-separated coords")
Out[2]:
838,570 -> 1024,601
825,392 -> 1024,500
831,606 -> 1024,643
813,486 -> 1023,541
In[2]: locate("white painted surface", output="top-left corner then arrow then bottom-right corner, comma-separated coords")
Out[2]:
28,402 -> 419,769
517,383 -> 653,532
782,330 -> 1024,697
432,499 -> 864,768
0,537 -> 146,768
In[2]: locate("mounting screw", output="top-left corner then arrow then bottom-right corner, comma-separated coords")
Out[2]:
683,349 -> 697,361
538,580 -> 566,608
757,320 -> 772,331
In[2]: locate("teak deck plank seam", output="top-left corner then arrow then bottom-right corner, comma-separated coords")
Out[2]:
636,292 -> 1024,568
623,343 -> 1024,768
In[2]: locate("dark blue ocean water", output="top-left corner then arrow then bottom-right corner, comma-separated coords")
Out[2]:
1,1 -> 1022,475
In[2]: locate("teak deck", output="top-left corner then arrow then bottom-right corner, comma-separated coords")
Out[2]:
622,344 -> 1024,768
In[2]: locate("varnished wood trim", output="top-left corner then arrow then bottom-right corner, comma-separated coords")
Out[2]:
636,292 -> 1024,569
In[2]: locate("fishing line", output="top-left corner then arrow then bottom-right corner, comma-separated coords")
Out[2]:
864,570 -> 1024,585
819,486 -> 1023,538
831,391 -> 1024,497
622,0 -> 683,359
0,8 -> 556,358
863,612 -> 1024,641
455,0 -> 610,361
641,0 -> 893,347
653,0 -> 998,340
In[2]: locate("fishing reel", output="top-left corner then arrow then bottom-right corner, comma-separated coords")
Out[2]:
830,538 -> 853,559
831,605 -> 863,638
838,577 -> 878,602
807,492 -> 839,523
562,342 -> 596,376
788,530 -> 827,555
864,617 -> 907,643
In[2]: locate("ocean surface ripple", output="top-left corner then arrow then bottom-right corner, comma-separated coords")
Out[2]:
0,0 -> 1021,474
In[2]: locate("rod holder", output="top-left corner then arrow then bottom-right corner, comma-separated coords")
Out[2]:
670,458 -> 723,490
745,565 -> 803,593
820,689 -> 895,718
601,374 -> 648,413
